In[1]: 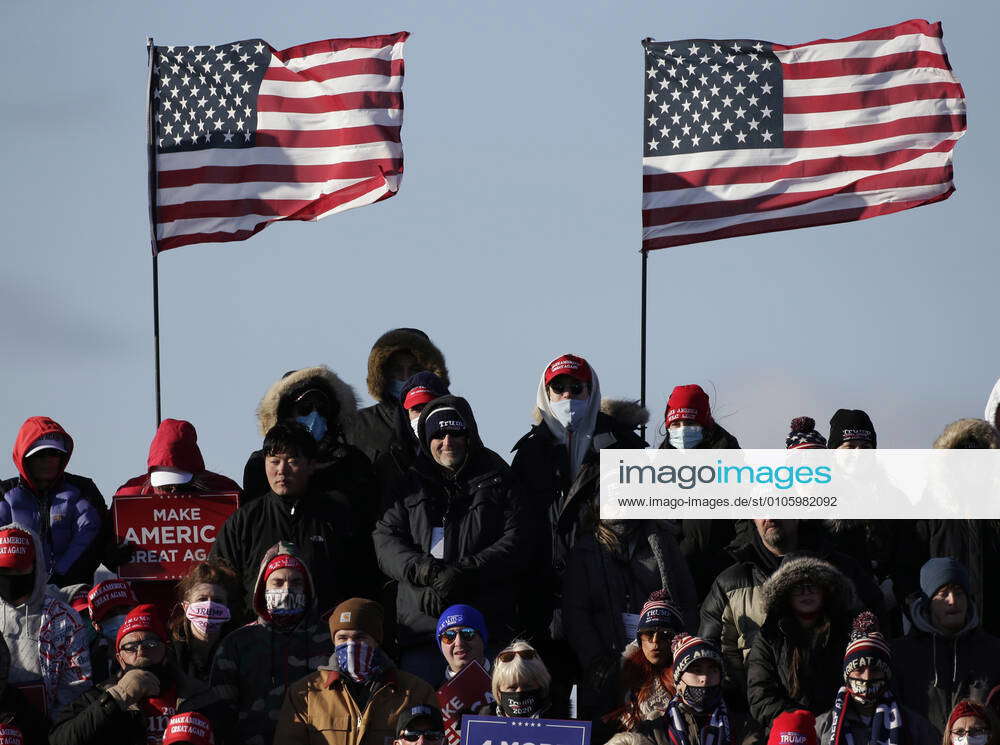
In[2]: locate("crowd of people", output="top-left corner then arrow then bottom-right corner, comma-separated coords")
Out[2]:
0,327 -> 999,745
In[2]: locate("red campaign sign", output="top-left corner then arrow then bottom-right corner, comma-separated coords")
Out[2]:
112,492 -> 239,580
437,661 -> 493,745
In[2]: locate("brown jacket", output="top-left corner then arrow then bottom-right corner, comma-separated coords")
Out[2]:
274,667 -> 438,745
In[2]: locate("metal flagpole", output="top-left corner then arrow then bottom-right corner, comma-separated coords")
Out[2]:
640,248 -> 648,441
145,38 -> 163,425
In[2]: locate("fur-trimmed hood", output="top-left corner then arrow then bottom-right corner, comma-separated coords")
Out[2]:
933,418 -> 1000,449
532,398 -> 649,429
760,555 -> 857,620
366,328 -> 449,403
256,366 -> 359,437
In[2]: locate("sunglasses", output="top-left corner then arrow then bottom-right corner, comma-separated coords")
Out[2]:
119,638 -> 163,654
440,627 -> 478,643
549,381 -> 585,395
498,648 -> 537,663
638,629 -> 673,642
399,732 -> 444,742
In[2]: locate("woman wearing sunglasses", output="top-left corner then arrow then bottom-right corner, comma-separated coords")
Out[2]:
481,641 -> 569,720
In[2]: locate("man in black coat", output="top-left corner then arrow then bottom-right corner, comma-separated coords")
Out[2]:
374,395 -> 527,685
214,422 -> 375,618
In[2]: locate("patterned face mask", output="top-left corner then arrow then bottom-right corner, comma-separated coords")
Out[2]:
185,600 -> 230,635
336,641 -> 375,682
846,676 -> 887,705
680,683 -> 722,712
264,589 -> 306,617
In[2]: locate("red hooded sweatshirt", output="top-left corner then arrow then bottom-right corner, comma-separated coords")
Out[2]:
115,419 -> 240,496
12,417 -> 74,493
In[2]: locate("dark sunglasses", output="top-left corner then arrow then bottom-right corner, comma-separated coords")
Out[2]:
498,648 -> 537,663
399,731 -> 444,742
549,381 -> 585,395
638,629 -> 672,642
119,638 -> 163,654
440,627 -> 478,643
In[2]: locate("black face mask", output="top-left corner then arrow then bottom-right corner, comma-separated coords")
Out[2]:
123,661 -> 174,688
499,689 -> 544,718
680,684 -> 723,713
0,573 -> 34,604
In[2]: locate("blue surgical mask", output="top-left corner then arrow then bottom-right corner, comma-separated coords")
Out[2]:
669,424 -> 703,449
295,411 -> 328,442
388,379 -> 407,402
99,614 -> 127,644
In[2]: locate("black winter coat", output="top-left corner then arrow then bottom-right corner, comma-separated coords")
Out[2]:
891,598 -> 1000,732
49,686 -> 148,745
374,399 -> 528,649
344,401 -> 410,466
510,407 -> 646,639
746,615 -> 850,730
211,489 -> 375,618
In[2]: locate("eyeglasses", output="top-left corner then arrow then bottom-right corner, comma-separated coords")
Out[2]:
399,731 -> 444,742
119,639 -> 163,655
549,381 -> 585,395
498,648 -> 537,663
440,627 -> 478,643
791,583 -> 820,596
952,730 -> 990,739
638,629 -> 672,642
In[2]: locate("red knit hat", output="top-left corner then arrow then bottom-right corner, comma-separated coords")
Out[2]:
0,528 -> 34,572
0,724 -> 24,745
665,385 -> 712,428
163,712 -> 214,745
948,701 -> 989,734
88,579 -> 139,623
768,710 -> 817,745
544,355 -> 592,385
116,604 -> 168,651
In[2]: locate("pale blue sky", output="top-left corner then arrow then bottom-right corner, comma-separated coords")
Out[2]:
1,0 -> 996,499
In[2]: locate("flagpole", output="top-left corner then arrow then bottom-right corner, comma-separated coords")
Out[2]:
145,38 -> 162,425
640,248 -> 648,441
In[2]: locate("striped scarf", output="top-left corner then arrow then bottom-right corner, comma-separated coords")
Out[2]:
663,696 -> 731,745
827,687 -> 902,745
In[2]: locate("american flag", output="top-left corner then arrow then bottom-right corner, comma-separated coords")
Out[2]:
150,33 -> 407,253
641,19 -> 966,250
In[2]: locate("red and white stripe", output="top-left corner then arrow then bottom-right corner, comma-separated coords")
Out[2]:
155,32 -> 407,252
642,19 -> 966,250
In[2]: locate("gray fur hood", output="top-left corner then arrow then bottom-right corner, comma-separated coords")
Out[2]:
933,418 -> 1000,449
760,555 -> 857,620
255,365 -> 359,437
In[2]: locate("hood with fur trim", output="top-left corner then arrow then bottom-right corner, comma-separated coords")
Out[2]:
366,328 -> 449,403
933,418 -> 1000,449
986,378 -> 1000,430
760,555 -> 857,621
256,366 -> 358,437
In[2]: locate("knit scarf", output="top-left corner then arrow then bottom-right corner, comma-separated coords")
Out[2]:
827,687 -> 902,745
663,696 -> 731,745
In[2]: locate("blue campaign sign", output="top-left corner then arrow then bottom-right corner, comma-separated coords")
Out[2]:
462,715 -> 591,745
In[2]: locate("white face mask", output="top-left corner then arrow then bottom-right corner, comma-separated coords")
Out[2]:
410,418 -> 421,438
669,424 -> 704,449
549,397 -> 589,430
953,736 -> 989,745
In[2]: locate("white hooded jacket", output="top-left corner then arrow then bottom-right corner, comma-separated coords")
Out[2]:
536,356 -> 602,478
985,377 -> 1000,429
0,522 -> 91,719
